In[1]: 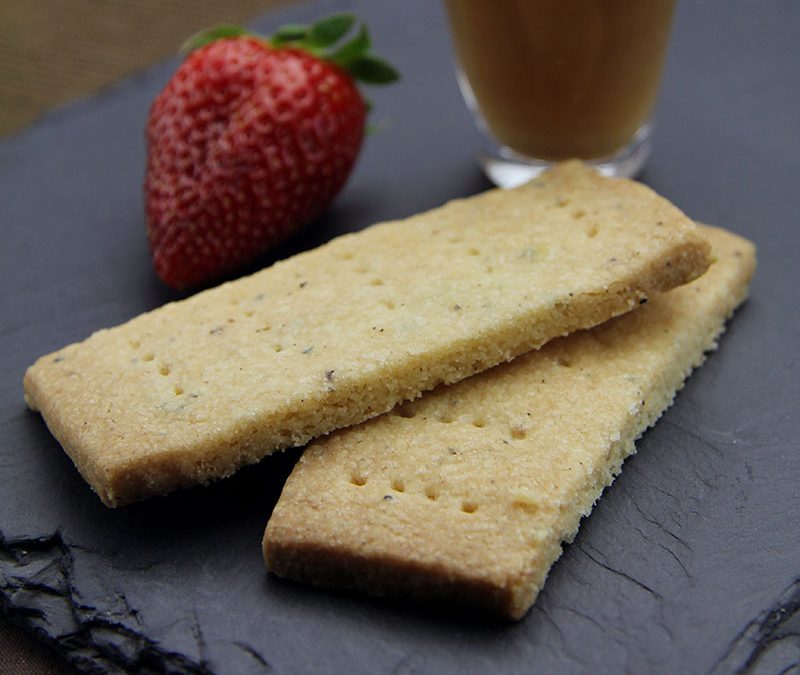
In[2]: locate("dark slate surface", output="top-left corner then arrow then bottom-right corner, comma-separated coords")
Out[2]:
1,1 -> 799,673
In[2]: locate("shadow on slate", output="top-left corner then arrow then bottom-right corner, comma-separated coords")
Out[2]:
1,0 -> 799,673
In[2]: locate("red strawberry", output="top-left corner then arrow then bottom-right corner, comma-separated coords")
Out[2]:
145,15 -> 399,289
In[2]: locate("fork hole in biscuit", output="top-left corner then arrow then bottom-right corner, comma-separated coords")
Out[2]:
142,353 -> 154,362
484,265 -> 494,273
461,501 -> 478,514
173,386 -> 184,396
472,418 -> 487,428
586,225 -> 599,238
336,251 -> 354,261
350,474 -> 367,487
425,487 -> 438,501
438,414 -> 454,424
572,209 -> 586,220
556,197 -> 570,208
129,339 -> 140,349
510,427 -> 527,440
243,309 -> 254,318
381,300 -> 396,310
354,265 -> 369,274
467,247 -> 480,257
513,497 -> 539,514
390,479 -> 405,493
557,357 -> 573,368
369,278 -> 384,286
158,365 -> 170,376
260,324 -> 272,333
274,344 -> 283,353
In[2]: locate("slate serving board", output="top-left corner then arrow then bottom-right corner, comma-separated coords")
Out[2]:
1,1 -> 799,673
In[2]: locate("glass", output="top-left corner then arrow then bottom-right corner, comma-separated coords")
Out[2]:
444,0 -> 677,186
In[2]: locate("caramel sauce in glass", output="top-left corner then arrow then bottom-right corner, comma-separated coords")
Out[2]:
444,0 -> 676,160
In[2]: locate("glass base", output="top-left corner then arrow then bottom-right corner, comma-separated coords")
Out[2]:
480,124 -> 652,188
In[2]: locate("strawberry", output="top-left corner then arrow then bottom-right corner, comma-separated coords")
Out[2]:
145,14 -> 399,289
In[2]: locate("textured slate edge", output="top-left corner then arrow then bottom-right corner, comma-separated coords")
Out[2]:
709,577 -> 800,675
0,531 -> 211,674
3,523 -> 797,673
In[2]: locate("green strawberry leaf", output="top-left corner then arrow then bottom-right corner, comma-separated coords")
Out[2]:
180,24 -> 256,54
348,55 -> 400,84
328,25 -> 371,67
181,14 -> 400,117
270,23 -> 309,46
308,14 -> 355,48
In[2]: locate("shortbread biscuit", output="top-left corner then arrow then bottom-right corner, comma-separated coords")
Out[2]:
24,162 -> 711,506
263,225 -> 754,620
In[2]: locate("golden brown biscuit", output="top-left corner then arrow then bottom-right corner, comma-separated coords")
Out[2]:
24,162 -> 710,506
263,224 -> 753,620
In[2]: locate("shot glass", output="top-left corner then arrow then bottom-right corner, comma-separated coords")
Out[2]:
444,0 -> 677,186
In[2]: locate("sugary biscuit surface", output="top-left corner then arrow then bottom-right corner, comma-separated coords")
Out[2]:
263,225 -> 755,619
24,161 -> 710,506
